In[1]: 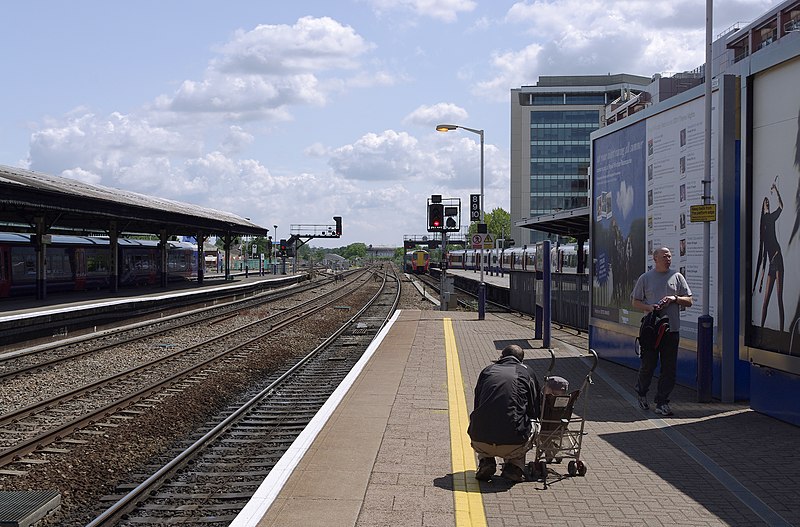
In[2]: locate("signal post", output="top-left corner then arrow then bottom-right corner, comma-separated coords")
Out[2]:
427,195 -> 460,311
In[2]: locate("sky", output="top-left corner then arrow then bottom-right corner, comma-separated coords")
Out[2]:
0,0 -> 781,248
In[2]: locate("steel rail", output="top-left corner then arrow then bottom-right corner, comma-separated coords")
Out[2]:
0,271 -> 371,468
87,267 -> 399,526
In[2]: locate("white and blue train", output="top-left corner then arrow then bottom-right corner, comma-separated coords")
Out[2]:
446,242 -> 588,275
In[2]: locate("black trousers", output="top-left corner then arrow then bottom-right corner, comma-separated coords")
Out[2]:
636,331 -> 679,405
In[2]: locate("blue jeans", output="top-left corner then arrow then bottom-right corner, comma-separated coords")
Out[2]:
636,331 -> 679,405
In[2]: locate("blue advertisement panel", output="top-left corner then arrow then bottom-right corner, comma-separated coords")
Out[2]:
591,120 -> 647,326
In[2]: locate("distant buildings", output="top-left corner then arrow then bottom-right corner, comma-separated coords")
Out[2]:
510,0 -> 800,249
510,74 -> 651,246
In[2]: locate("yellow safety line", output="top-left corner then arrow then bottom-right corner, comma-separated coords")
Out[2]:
444,318 -> 487,527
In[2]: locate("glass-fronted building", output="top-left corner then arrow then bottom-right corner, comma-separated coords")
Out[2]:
510,75 -> 651,246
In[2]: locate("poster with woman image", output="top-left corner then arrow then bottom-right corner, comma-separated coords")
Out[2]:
750,56 -> 800,356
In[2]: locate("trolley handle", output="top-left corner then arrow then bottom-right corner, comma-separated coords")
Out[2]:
545,348 -> 556,377
586,348 -> 599,385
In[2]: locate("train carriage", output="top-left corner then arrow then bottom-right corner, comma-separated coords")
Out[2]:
0,233 -> 197,298
446,242 -> 588,275
403,249 -> 430,274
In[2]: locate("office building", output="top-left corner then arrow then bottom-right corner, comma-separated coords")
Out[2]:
510,74 -> 651,246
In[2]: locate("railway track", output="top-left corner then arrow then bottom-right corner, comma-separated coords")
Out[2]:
85,264 -> 401,525
0,269 -> 374,468
0,272 -> 346,381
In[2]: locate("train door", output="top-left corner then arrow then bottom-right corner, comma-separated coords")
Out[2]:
73,248 -> 86,290
0,245 -> 9,297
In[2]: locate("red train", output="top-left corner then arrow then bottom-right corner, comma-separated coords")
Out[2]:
0,233 -> 197,298
404,249 -> 430,274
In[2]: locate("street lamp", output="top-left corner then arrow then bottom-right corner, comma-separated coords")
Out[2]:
436,123 -> 486,320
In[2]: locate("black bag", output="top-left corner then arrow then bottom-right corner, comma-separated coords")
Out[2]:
635,310 -> 670,355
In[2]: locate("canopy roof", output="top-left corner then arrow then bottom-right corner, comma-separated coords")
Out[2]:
0,164 -> 267,237
515,207 -> 590,239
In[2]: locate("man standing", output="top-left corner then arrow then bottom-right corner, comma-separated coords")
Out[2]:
468,344 -> 541,482
631,247 -> 693,416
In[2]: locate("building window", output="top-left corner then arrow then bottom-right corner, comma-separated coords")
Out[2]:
531,110 -> 599,124
532,95 -> 564,105
565,94 -> 606,104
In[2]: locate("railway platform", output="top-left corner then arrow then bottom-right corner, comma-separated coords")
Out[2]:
444,267 -> 510,290
232,309 -> 800,527
0,271 -> 308,351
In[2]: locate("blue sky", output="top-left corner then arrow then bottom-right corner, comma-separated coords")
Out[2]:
0,0 -> 780,247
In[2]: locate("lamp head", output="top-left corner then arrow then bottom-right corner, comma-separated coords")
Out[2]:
436,124 -> 458,132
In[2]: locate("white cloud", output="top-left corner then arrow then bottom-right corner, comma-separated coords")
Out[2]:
220,126 -> 255,155
324,128 -> 508,209
152,16 -> 383,123
473,43 -> 543,101
215,17 -> 373,75
328,130 -> 438,181
402,103 -> 469,127
366,0 -> 477,22
27,112 -> 200,180
472,0 -> 781,101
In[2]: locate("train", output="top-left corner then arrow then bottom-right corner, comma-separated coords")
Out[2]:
403,249 -> 430,274
446,242 -> 589,275
0,233 -> 198,298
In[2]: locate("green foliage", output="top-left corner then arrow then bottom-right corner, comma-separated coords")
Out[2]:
467,207 -> 512,244
342,242 -> 367,259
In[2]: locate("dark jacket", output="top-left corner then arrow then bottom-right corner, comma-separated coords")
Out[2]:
467,356 -> 541,445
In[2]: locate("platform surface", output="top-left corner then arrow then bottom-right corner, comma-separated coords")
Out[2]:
232,309 -> 800,527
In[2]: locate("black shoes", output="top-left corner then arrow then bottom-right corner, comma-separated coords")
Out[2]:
475,458 -> 497,481
500,463 -> 525,483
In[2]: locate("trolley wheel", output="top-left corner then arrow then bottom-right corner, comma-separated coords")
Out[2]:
568,460 -> 578,476
576,460 -> 587,477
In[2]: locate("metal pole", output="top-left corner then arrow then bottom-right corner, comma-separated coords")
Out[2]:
697,0 -> 714,403
478,129 -> 486,320
440,231 -> 448,311
543,240 -> 551,348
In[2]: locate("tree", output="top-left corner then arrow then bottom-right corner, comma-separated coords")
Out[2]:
342,242 -> 367,260
467,207 -> 512,245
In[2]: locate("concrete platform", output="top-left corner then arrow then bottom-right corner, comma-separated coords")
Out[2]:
230,310 -> 800,527
0,272 -> 306,351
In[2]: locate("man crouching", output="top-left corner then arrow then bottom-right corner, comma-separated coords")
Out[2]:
468,344 -> 541,482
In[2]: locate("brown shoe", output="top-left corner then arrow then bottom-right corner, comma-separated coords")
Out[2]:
475,458 -> 496,481
500,463 -> 525,483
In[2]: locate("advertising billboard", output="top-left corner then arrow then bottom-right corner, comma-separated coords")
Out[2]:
749,56 -> 800,357
592,92 -> 719,341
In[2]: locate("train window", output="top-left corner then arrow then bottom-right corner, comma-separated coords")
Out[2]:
47,249 -> 71,277
11,249 -> 36,279
86,249 -> 110,273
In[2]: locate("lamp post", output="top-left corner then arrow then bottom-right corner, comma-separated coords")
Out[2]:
273,224 -> 278,274
436,123 -> 485,320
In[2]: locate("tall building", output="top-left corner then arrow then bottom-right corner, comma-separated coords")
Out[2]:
510,74 -> 651,246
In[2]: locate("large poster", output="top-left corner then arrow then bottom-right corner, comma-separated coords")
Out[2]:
592,93 -> 719,340
592,120 -> 646,325
750,56 -> 800,356
644,96 -> 718,340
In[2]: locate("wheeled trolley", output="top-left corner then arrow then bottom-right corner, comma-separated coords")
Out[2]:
527,348 -> 598,488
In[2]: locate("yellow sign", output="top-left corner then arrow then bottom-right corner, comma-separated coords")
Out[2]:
690,204 -> 717,223
483,234 -> 494,249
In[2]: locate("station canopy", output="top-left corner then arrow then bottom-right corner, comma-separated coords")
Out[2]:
0,164 -> 267,237
515,206 -> 590,239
